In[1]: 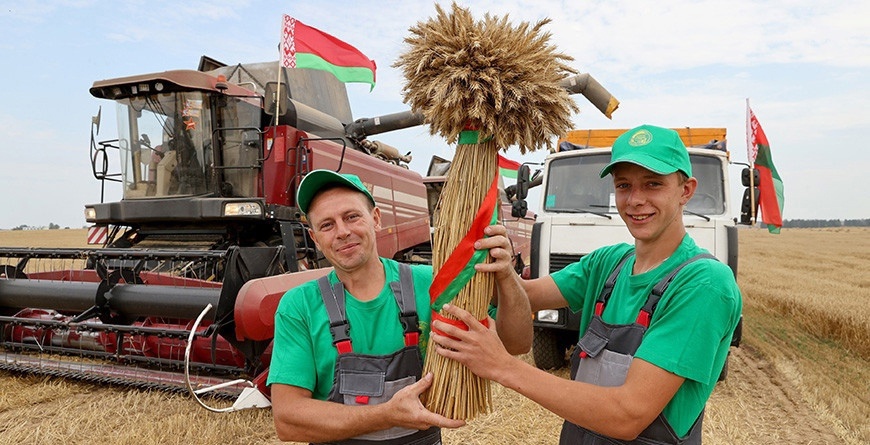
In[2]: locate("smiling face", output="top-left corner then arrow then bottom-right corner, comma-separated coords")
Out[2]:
611,162 -> 697,248
306,186 -> 381,275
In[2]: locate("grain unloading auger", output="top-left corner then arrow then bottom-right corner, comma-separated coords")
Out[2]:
0,55 -> 617,411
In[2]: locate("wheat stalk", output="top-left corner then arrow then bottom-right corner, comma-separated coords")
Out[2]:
394,2 -> 578,420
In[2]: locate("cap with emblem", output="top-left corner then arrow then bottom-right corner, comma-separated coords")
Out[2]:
599,124 -> 692,178
296,169 -> 375,215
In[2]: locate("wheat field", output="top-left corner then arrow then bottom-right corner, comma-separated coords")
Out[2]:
0,227 -> 867,444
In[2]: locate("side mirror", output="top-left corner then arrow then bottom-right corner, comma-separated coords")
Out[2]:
739,167 -> 761,224
740,187 -> 760,225
263,82 -> 289,116
516,164 -> 530,200
741,167 -> 760,187
511,164 -> 531,218
511,200 -> 528,218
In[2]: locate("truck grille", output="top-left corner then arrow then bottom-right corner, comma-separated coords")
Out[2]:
549,254 -> 582,273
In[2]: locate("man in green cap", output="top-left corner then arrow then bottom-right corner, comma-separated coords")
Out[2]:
268,169 -> 531,444
431,125 -> 742,444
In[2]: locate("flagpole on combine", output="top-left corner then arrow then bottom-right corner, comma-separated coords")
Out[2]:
745,98 -> 757,226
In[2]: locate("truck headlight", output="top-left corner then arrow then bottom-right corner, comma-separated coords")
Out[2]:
224,202 -> 262,216
84,207 -> 96,222
536,309 -> 561,323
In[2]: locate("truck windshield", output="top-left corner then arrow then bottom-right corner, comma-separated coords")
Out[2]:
544,152 -> 726,215
545,154 -> 613,212
116,92 -> 212,199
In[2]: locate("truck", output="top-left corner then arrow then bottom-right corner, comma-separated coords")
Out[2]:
512,128 -> 746,371
0,54 -> 613,410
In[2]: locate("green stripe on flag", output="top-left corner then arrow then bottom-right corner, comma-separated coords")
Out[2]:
499,167 -> 517,179
296,53 -> 375,88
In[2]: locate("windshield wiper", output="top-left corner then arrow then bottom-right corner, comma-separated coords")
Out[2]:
683,209 -> 711,221
547,207 -> 612,219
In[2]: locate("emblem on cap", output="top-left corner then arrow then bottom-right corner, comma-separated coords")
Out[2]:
628,129 -> 653,147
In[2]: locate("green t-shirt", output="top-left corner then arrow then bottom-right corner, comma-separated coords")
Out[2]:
267,258 -> 434,400
551,234 -> 742,437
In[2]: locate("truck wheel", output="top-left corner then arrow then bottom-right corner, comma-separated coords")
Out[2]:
532,329 -> 569,370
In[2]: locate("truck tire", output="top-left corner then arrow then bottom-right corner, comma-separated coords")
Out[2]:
532,328 -> 570,370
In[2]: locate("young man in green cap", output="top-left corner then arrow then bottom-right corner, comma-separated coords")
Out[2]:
431,125 -> 742,444
268,169 -> 531,444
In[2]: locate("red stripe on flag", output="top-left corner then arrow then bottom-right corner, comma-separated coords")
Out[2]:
756,164 -> 783,226
497,154 -> 521,170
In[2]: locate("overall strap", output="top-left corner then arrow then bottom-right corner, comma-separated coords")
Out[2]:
389,263 -> 421,346
594,250 -> 635,316
636,253 -> 718,327
317,275 -> 353,354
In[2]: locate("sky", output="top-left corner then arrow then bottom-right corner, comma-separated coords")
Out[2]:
0,0 -> 868,229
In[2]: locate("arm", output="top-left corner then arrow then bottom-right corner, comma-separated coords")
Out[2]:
474,225 -> 571,353
271,373 -> 465,443
432,304 -> 684,440
474,224 -> 532,354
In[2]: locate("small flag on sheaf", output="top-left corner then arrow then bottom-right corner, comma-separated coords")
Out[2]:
746,102 -> 784,234
280,15 -> 377,90
497,154 -> 521,179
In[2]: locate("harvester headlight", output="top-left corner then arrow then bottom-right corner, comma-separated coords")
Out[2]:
536,309 -> 561,324
84,207 -> 96,222
224,202 -> 262,217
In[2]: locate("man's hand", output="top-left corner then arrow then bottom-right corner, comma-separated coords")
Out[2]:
474,224 -> 516,281
431,304 -> 516,381
385,372 -> 467,430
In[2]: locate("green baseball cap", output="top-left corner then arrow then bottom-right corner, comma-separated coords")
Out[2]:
599,125 -> 692,178
296,169 -> 375,215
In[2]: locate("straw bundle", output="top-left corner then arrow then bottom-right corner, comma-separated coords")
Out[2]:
393,3 -> 578,420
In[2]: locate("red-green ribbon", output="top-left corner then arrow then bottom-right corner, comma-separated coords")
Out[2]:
429,170 -> 500,312
458,129 -> 494,145
431,312 -> 490,340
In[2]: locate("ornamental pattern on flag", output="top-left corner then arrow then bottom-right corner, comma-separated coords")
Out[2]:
280,15 -> 297,69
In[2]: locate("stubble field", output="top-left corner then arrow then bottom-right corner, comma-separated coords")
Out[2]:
0,227 -> 867,444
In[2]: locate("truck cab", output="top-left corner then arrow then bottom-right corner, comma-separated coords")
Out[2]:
527,128 -> 740,370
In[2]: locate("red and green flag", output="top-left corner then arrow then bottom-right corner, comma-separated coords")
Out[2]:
281,15 -> 377,90
747,103 -> 784,234
498,154 -> 521,179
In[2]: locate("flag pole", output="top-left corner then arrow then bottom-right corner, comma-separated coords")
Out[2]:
746,98 -> 757,226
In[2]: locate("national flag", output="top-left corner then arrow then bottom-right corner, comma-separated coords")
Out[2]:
280,15 -> 377,89
747,104 -> 784,234
497,154 -> 521,179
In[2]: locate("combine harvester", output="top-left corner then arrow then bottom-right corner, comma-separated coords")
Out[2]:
0,55 -> 617,411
